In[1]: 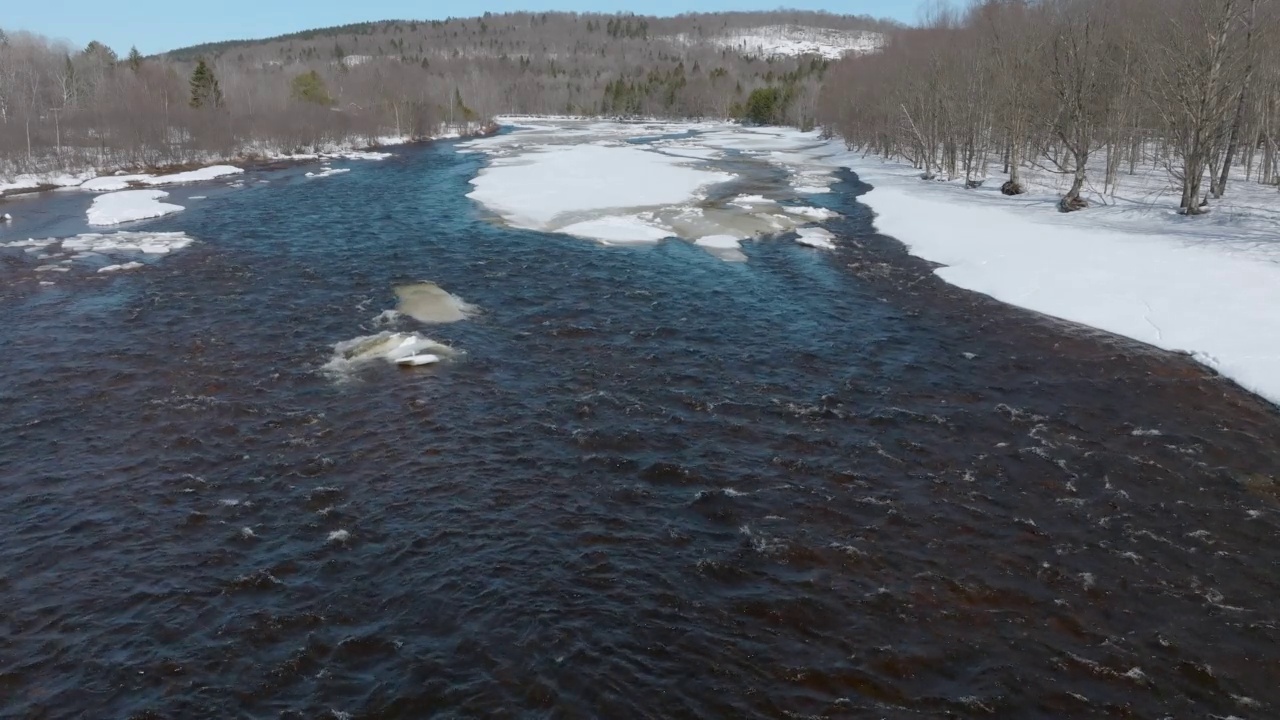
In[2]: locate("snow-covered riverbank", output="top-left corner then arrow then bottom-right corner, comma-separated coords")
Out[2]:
817,147 -> 1280,407
711,125 -> 1280,406
0,127 -> 493,199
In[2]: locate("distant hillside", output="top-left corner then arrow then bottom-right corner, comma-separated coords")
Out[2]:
1,10 -> 897,178
162,12 -> 897,63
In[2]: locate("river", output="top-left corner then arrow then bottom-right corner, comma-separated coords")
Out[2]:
1,128 -> 1278,719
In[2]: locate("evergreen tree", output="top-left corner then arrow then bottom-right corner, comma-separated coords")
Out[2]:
189,59 -> 223,109
127,46 -> 143,72
291,70 -> 332,105
744,87 -> 783,125
83,41 -> 117,63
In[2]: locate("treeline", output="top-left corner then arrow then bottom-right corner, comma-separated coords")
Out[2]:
0,30 -> 445,175
1,11 -> 891,177
817,0 -> 1280,214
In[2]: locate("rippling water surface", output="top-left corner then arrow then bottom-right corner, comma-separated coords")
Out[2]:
2,135 -> 1280,719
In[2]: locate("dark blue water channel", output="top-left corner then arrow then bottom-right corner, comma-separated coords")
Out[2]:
2,137 -> 1279,719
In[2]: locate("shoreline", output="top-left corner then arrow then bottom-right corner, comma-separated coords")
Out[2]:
0,122 -> 500,201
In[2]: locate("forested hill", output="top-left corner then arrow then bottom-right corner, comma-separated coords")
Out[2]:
1,11 -> 892,179
157,11 -> 891,122
163,11 -> 892,63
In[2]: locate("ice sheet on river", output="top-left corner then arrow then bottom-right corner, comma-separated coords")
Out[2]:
87,190 -> 184,226
464,141 -> 730,244
460,121 -> 840,253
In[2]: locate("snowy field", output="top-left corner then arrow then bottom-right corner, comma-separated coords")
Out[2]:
466,120 -> 1280,407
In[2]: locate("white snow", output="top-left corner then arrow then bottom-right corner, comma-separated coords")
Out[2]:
330,150 -> 391,161
140,165 -> 244,185
86,190 -> 184,226
671,26 -> 884,60
0,170 -> 95,194
79,174 -> 153,192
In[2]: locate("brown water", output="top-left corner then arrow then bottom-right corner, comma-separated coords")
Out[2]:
1,138 -> 1278,719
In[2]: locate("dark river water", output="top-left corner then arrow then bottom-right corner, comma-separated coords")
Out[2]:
2,134 -> 1279,719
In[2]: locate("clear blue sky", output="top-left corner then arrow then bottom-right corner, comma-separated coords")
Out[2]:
6,1 -> 921,56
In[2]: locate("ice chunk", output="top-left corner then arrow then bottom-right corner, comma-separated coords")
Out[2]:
394,282 -> 477,323
323,331 -> 457,376
63,231 -> 193,254
694,235 -> 743,250
783,205 -> 839,221
795,227 -> 836,250
305,167 -> 351,178
396,354 -> 442,366
86,190 -> 183,226
98,262 -> 145,273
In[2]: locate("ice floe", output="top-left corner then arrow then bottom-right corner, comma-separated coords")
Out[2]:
97,262 -> 145,273
795,227 -> 837,250
323,332 -> 457,376
87,190 -> 183,226
63,231 -> 193,254
1,231 -> 196,277
463,135 -> 732,244
305,167 -> 351,179
694,235 -> 743,250
394,282 -> 478,324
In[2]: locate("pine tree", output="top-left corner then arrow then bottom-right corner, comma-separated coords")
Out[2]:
127,46 -> 143,72
189,60 -> 223,109
290,70 -> 332,105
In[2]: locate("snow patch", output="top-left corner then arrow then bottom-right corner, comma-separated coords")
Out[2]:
80,174 -> 154,192
140,165 -> 244,186
673,26 -> 884,60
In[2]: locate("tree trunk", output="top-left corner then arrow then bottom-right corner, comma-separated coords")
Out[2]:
1214,0 -> 1257,199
